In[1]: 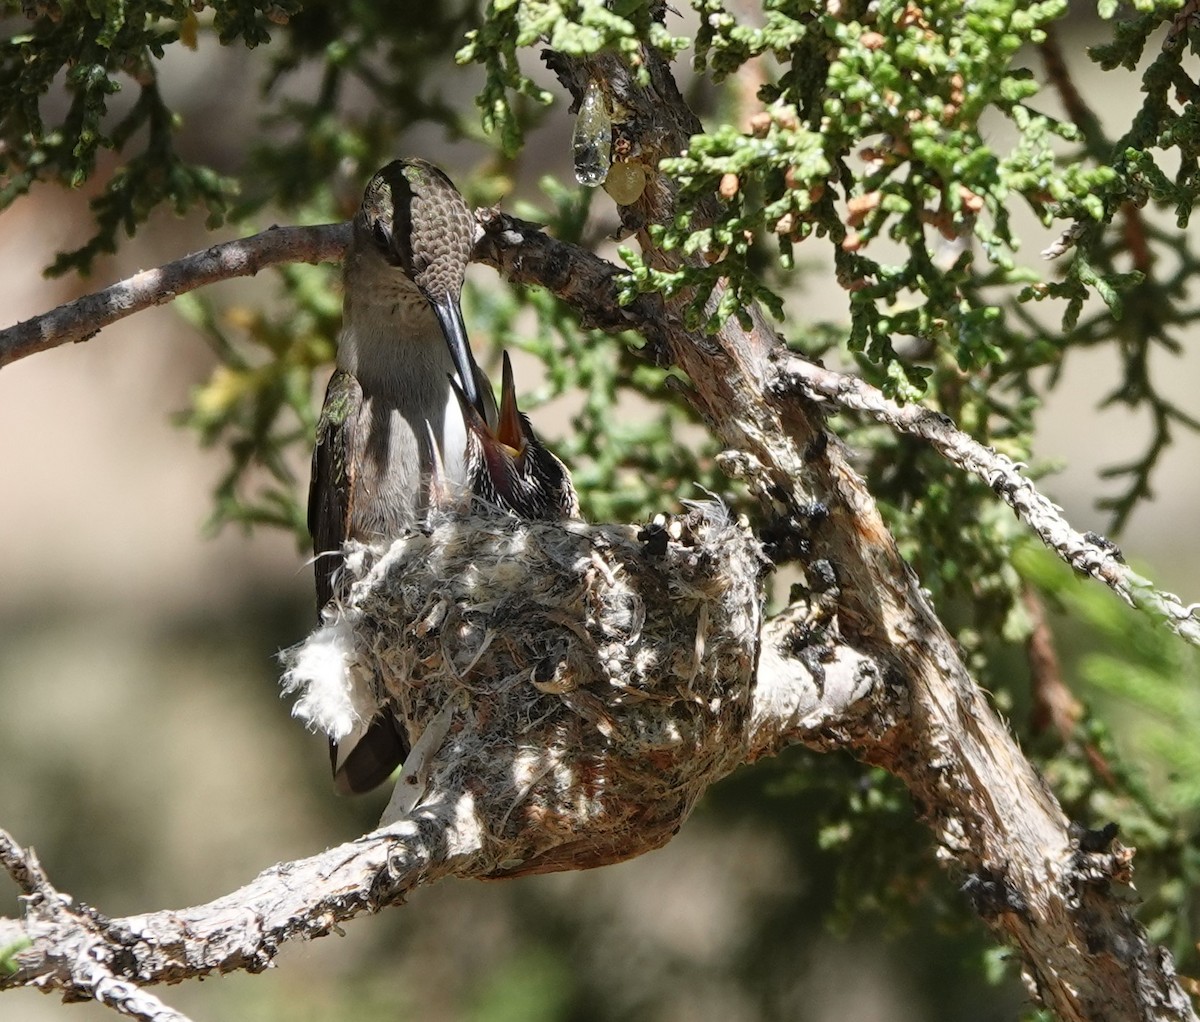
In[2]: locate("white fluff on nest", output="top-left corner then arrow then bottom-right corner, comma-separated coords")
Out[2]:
280,612 -> 375,743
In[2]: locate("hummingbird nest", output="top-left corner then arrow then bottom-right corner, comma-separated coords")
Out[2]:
283,503 -> 767,877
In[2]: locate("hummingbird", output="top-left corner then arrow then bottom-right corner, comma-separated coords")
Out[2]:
449,350 -> 580,521
309,158 -> 495,796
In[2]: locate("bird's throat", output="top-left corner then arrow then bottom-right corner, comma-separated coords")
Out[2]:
337,303 -> 445,387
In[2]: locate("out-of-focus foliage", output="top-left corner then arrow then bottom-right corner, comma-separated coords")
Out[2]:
5,0 -> 1200,1015
1018,542 -> 1200,963
241,1 -> 481,216
175,259 -> 338,537
0,0 -> 296,274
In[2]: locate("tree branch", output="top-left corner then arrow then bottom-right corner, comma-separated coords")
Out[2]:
0,789 -> 479,997
0,832 -> 195,1022
772,355 -> 1200,648
2,198 -> 1195,1022
0,223 -> 351,370
6,207 -> 1194,652
473,209 -> 1200,649
502,39 -> 1197,1022
486,221 -> 1192,1021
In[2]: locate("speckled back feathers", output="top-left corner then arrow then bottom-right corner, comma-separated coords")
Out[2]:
354,158 -> 475,302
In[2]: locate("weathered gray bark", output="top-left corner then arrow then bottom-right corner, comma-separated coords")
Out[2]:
0,223 -> 351,369
506,38 -> 1196,1022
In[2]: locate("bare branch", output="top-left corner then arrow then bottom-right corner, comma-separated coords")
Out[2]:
484,40 -> 1198,1021
0,788 -> 480,998
0,32 -> 1194,1022
0,831 -> 195,1022
0,828 -> 48,897
1,196 -> 1190,1022
301,264 -> 1196,1012
475,208 -> 1200,651
774,354 -> 1200,648
0,223 -> 351,370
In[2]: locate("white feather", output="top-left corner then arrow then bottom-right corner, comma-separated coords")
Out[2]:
280,615 -> 377,742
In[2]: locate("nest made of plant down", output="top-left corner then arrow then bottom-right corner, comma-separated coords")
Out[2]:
285,502 -> 768,877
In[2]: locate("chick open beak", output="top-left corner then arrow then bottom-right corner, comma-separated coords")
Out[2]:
496,350 -> 527,453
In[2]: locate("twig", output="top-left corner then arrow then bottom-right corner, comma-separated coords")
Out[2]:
1041,220 -> 1087,260
0,223 -> 351,370
0,830 -> 195,1022
1024,587 -> 1117,787
0,829 -> 48,897
70,967 -> 194,1022
773,354 -> 1200,649
1025,586 -> 1080,740
0,787 -> 480,998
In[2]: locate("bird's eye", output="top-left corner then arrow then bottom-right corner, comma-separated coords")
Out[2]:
371,219 -> 392,253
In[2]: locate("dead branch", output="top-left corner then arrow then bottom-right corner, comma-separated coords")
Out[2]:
0,791 -> 479,996
0,832 -> 195,1022
773,355 -> 1200,648
1,204 -> 1194,1022
472,210 -> 1200,651
517,39 -> 1198,1022
0,223 -> 350,370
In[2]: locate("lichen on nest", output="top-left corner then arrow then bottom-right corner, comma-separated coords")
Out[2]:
283,502 -> 768,876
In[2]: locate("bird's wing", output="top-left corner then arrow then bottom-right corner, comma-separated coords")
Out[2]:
309,369 -> 409,795
309,368 -> 360,610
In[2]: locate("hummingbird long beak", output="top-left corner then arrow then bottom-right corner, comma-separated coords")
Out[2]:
497,351 -> 526,453
430,295 -> 486,418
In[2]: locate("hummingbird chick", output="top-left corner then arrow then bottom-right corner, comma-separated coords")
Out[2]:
309,158 -> 495,796
449,350 -> 580,521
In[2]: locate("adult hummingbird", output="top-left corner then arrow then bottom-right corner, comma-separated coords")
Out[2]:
450,351 -> 580,521
309,158 -> 494,796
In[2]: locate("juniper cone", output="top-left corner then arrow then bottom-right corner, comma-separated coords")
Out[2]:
309,158 -> 495,796
450,350 -> 581,521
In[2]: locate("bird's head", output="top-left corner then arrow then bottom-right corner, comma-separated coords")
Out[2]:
349,158 -> 486,414
448,352 -> 580,521
355,159 -> 474,299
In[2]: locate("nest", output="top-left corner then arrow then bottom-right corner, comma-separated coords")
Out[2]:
283,503 -> 767,877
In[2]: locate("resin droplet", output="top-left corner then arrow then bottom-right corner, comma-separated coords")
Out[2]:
603,159 -> 647,205
573,79 -> 611,187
